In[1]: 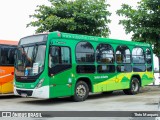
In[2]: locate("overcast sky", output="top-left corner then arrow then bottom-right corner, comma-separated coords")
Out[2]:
0,0 -> 140,40
0,0 -> 158,68
108,0 -> 140,40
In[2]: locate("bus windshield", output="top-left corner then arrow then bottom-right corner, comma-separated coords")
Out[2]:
15,44 -> 46,76
15,44 -> 46,77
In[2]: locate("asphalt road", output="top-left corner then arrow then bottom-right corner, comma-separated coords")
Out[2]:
0,86 -> 160,120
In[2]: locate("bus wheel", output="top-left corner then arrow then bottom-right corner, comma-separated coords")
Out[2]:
123,77 -> 140,95
73,81 -> 89,102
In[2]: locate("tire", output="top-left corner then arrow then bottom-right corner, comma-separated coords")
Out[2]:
123,77 -> 140,95
73,81 -> 89,102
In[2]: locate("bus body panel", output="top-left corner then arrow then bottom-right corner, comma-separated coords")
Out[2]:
49,69 -> 73,98
0,66 -> 14,93
14,86 -> 49,98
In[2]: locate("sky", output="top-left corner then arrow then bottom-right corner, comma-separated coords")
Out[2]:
107,0 -> 139,40
0,0 -> 49,40
0,0 -> 158,68
0,0 -> 139,40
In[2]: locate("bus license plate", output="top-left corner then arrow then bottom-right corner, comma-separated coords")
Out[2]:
21,93 -> 27,97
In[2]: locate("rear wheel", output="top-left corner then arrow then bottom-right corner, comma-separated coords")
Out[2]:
73,81 -> 89,102
123,77 -> 140,95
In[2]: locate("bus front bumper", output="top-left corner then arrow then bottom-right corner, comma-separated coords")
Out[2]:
14,86 -> 49,98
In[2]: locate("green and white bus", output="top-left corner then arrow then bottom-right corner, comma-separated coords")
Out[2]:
14,32 -> 154,101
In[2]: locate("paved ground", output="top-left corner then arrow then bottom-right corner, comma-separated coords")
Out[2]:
0,86 -> 160,120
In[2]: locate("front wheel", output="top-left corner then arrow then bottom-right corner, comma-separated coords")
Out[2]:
72,81 -> 89,102
123,77 -> 140,95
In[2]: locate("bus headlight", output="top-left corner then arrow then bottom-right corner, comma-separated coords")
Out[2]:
35,78 -> 44,89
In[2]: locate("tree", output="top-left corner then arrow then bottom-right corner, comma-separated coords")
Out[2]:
27,0 -> 111,37
117,0 -> 160,72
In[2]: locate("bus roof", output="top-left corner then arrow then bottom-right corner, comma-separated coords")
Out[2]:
0,40 -> 18,45
49,31 -> 151,47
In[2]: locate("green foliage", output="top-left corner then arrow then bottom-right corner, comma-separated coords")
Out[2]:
117,0 -> 160,56
27,0 -> 111,37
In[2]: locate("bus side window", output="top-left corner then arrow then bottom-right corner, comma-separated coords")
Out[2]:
49,46 -> 71,75
132,47 -> 145,64
50,47 -> 60,66
0,46 -> 16,65
1,47 -> 7,65
116,46 -> 131,64
146,48 -> 152,71
8,48 -> 16,64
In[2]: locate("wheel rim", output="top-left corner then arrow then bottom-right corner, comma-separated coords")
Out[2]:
132,81 -> 138,92
76,84 -> 86,98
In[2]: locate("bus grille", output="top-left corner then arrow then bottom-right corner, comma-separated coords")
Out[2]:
16,89 -> 33,96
